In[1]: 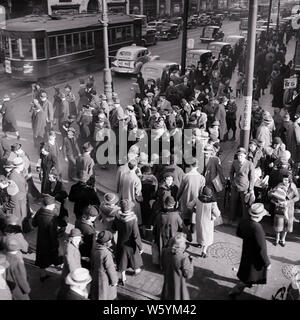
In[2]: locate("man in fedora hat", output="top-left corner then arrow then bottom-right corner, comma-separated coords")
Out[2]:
39,91 -> 54,134
0,94 -> 20,139
229,203 -> 271,299
76,142 -> 94,183
3,237 -> 31,300
229,147 -> 256,224
61,228 -> 82,283
90,230 -> 118,300
57,267 -> 91,300
99,193 -> 120,235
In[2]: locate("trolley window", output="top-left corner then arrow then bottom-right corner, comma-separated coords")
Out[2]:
80,32 -> 87,51
87,31 -> 94,49
115,27 -> 122,41
49,37 -> 57,57
21,38 -> 32,59
58,35 -> 65,56
125,26 -> 133,40
36,38 -> 45,59
11,37 -> 20,59
65,34 -> 72,54
73,33 -> 80,52
4,36 -> 9,58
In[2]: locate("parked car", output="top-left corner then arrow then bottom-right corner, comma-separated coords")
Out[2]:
186,49 -> 213,68
200,26 -> 224,43
187,16 -> 198,29
207,42 -> 232,59
147,21 -> 164,34
111,45 -> 159,75
224,35 -> 245,49
157,23 -> 180,40
140,60 -> 180,93
210,15 -> 223,27
170,17 -> 183,30
256,20 -> 268,28
142,28 -> 158,46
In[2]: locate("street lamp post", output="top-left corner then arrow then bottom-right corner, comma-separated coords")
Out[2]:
101,0 -> 114,108
267,0 -> 273,39
240,0 -> 258,150
277,0 -> 281,29
180,0 -> 189,76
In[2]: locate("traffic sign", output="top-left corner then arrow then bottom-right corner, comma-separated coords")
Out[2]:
284,77 -> 298,90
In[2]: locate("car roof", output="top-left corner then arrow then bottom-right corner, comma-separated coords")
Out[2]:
206,25 -> 220,29
142,60 -> 178,68
117,45 -> 148,52
226,35 -> 244,39
187,49 -> 212,54
208,42 -> 231,47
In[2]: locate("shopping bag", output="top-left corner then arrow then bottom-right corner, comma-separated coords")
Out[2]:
212,174 -> 223,192
151,242 -> 160,265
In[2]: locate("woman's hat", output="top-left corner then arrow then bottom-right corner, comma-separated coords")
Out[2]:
249,203 -> 270,218
96,230 -> 113,245
69,228 -> 82,238
0,254 -> 9,273
11,143 -> 22,152
104,193 -> 119,205
66,268 -> 92,286
82,205 -> 99,217
5,214 -> 19,226
126,105 -> 134,112
120,199 -> 135,212
236,147 -> 247,155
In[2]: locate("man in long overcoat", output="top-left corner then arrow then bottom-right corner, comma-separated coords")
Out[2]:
229,203 -> 271,299
0,95 -> 20,139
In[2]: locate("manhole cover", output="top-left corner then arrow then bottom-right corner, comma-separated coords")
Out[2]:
282,264 -> 300,280
208,241 -> 241,266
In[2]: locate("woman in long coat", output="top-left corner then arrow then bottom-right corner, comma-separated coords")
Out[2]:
161,233 -> 194,300
0,96 -> 19,138
112,200 -> 143,285
32,194 -> 62,280
90,231 -> 118,300
215,99 -> 227,141
188,187 -> 221,257
30,99 -> 47,149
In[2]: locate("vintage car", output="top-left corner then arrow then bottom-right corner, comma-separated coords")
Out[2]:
147,21 -> 164,35
187,16 -> 198,29
198,14 -> 211,26
224,35 -> 245,49
200,26 -> 224,43
157,23 -> 180,40
142,28 -> 158,46
186,49 -> 213,68
111,45 -> 159,75
170,17 -> 183,30
207,42 -> 232,59
140,60 -> 180,92
210,15 -> 223,27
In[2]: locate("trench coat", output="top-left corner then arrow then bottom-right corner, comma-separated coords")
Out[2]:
236,219 -> 270,285
32,207 -> 60,269
90,244 -> 118,300
177,169 -> 205,222
112,211 -> 143,272
61,241 -> 81,282
161,247 -> 193,300
119,170 -> 142,225
5,251 -> 30,300
1,101 -> 18,133
31,105 -> 47,141
215,103 -> 227,140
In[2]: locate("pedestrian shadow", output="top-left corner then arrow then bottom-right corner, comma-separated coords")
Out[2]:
269,255 -> 300,266
140,251 -> 163,275
187,266 -> 264,300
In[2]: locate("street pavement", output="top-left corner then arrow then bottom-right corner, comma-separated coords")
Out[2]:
0,19 -> 299,300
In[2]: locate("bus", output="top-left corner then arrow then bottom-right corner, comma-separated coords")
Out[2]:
0,13 -> 142,81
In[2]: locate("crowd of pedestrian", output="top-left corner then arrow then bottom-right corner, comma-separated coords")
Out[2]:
0,22 -> 299,301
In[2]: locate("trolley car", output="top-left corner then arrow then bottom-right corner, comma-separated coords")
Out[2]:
0,13 -> 142,81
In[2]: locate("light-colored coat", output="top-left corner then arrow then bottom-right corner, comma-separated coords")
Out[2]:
119,170 -> 142,225
188,199 -> 220,246
215,103 -> 227,140
177,169 -> 205,221
61,241 -> 81,282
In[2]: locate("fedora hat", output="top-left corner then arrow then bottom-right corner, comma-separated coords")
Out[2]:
69,228 -> 82,238
66,268 -> 92,286
236,147 -> 247,155
249,203 -> 270,218
82,142 -> 93,152
96,230 -> 113,245
104,193 -> 119,205
11,143 -> 22,152
12,157 -> 24,167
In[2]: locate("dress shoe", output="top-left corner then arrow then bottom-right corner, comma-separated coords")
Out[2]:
279,241 -> 285,247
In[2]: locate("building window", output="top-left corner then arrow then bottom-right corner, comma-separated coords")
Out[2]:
49,37 -> 57,57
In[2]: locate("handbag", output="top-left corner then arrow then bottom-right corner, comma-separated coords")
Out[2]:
151,242 -> 160,265
212,174 -> 223,193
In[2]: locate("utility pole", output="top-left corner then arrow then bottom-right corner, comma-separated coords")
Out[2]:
101,0 -> 114,108
240,0 -> 258,150
180,0 -> 189,76
267,0 -> 273,39
277,0 -> 281,29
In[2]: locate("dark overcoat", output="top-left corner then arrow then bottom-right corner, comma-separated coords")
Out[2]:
1,101 -> 18,132
32,207 -> 60,269
90,244 -> 118,300
237,219 -> 270,285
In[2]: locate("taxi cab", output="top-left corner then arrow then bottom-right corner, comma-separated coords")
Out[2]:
207,42 -> 231,59
111,45 -> 159,75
